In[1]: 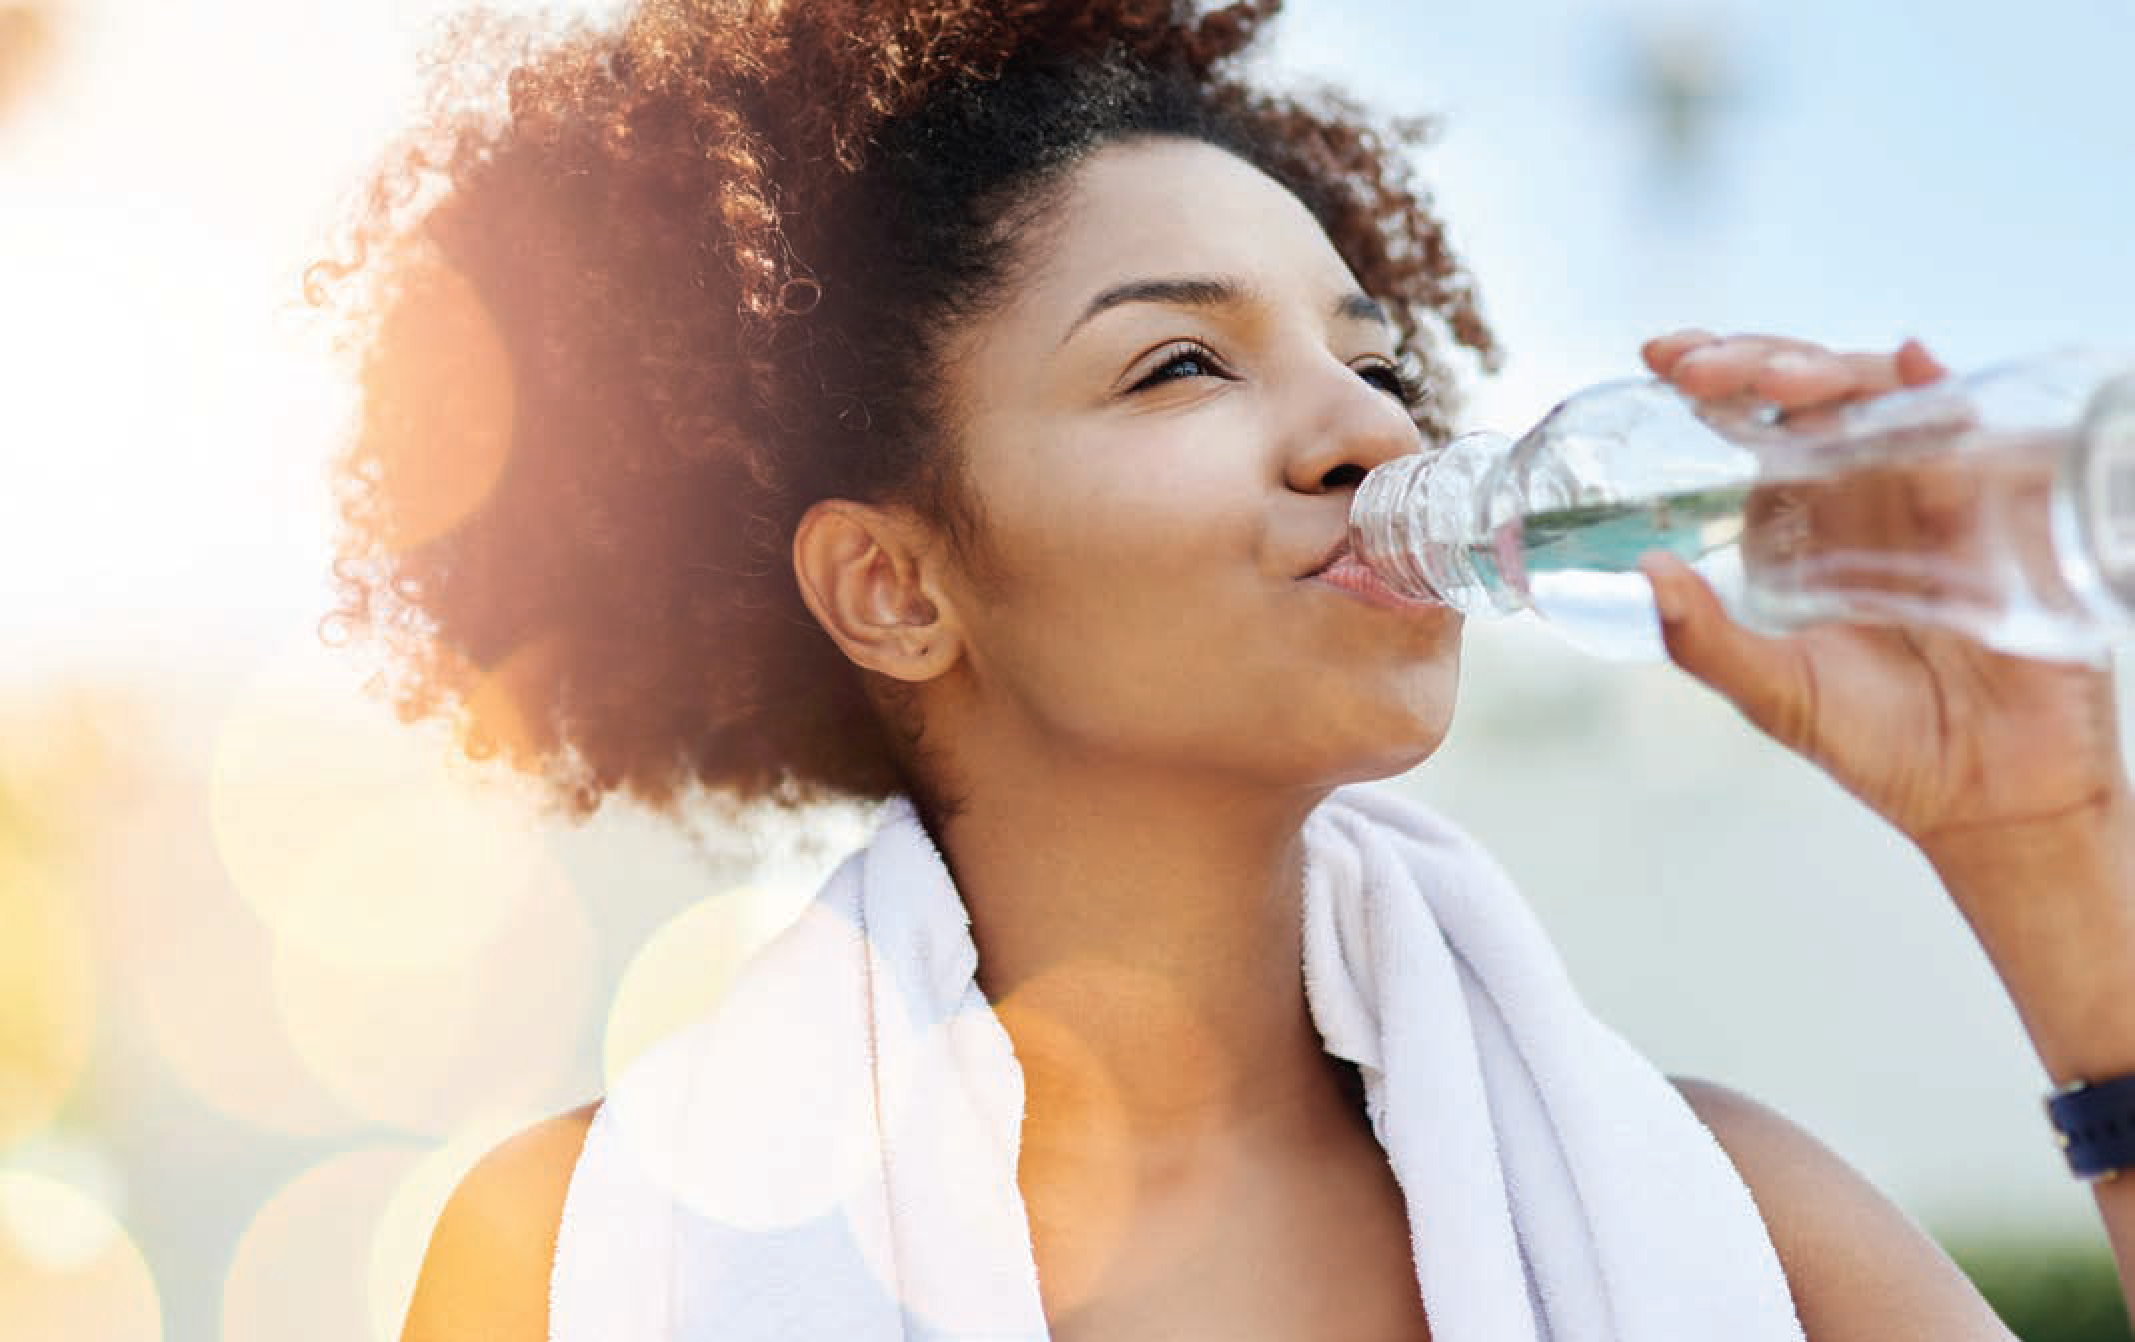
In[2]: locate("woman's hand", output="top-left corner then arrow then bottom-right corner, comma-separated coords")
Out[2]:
1634,330 -> 2131,889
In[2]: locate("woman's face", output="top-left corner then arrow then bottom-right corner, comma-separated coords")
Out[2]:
930,135 -> 1463,789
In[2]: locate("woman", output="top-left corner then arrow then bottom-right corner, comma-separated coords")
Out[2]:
313,2 -> 2135,1338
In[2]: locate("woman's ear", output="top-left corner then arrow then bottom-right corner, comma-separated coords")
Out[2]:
791,499 -> 964,683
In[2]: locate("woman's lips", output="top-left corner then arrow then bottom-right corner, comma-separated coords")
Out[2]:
1309,554 -> 1448,612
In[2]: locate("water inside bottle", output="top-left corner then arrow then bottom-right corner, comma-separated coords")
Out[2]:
1485,430 -> 2113,662
1510,488 -> 1748,659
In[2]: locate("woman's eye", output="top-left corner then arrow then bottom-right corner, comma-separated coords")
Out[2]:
1356,355 -> 1427,409
1357,363 -> 1404,395
1129,344 -> 1227,392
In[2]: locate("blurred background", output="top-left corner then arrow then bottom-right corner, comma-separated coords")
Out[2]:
4,0 -> 2133,1338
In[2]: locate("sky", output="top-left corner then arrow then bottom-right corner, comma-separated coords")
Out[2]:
4,0 -> 2132,675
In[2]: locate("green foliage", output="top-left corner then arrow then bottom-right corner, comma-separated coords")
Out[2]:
1945,1236 -> 2130,1342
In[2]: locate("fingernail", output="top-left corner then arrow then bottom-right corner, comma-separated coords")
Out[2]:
1642,557 -> 1683,623
1654,582 -> 1682,625
1767,351 -> 1814,376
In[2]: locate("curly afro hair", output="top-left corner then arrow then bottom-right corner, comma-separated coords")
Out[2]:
308,0 -> 1497,822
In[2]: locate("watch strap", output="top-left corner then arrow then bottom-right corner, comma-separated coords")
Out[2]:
2045,1073 -> 2135,1182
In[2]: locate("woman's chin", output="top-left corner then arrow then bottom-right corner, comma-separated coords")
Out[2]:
1349,738 -> 1446,785
1303,714 -> 1453,790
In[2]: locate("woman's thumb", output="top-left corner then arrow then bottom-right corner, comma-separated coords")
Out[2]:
1639,550 -> 1815,752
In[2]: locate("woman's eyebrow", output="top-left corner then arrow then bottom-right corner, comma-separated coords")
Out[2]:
1060,275 -> 1252,347
1060,274 -> 1392,348
1336,292 -> 1392,329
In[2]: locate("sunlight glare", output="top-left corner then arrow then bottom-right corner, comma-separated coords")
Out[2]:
220,1146 -> 422,1342
103,795 -> 351,1138
272,850 -> 594,1136
601,878 -> 815,1087
209,641 -> 544,973
0,1170 -> 161,1342
0,855 -> 95,1149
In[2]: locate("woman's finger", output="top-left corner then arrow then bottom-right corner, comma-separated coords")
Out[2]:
1667,337 -> 1945,413
1640,549 -> 1817,753
1896,337 -> 1948,386
1642,328 -> 1719,376
1662,333 -> 1829,400
1676,344 -> 1881,406
1749,352 -> 1863,407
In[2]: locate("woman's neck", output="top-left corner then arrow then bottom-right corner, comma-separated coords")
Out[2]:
935,763 -> 1357,1173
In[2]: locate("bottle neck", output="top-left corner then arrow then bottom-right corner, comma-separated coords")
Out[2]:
1349,435 -> 1529,615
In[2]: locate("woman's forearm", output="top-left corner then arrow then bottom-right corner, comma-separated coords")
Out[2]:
1921,795 -> 2135,1323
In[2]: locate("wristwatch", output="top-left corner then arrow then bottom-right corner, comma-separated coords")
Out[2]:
2045,1073 -> 2135,1182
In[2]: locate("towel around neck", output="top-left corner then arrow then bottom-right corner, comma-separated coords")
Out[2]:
549,784 -> 1804,1341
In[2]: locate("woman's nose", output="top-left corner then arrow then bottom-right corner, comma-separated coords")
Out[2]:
1283,364 -> 1426,495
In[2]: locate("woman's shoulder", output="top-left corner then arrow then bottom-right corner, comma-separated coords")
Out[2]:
1667,1076 -> 2015,1341
397,1100 -> 602,1342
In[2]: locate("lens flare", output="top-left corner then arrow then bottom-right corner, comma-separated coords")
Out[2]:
0,1170 -> 162,1342
839,1002 -> 1120,1337
598,899 -> 891,1234
0,854 -> 96,1149
361,255 -> 517,554
600,878 -> 815,1087
221,1145 -> 423,1342
368,1111 -> 578,1342
456,631 -> 567,769
101,795 -> 350,1138
209,643 -> 542,973
0,4 -> 58,126
845,958 -> 1182,1330
273,851 -> 595,1136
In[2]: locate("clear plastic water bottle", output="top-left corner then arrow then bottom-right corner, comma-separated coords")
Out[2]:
1348,349 -> 2135,665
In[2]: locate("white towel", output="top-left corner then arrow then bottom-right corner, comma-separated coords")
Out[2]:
550,785 -> 1805,1341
